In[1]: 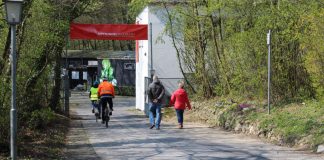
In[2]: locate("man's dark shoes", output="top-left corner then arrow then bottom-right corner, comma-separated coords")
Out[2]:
150,124 -> 155,129
109,112 -> 112,116
156,127 -> 160,130
92,109 -> 94,113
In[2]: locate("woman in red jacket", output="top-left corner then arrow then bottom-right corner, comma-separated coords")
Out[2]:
169,81 -> 191,129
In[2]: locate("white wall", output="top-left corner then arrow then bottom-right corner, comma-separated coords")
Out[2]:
136,6 -> 184,111
149,6 -> 183,95
136,7 -> 149,111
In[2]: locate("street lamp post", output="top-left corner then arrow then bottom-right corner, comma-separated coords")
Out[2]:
267,30 -> 271,115
4,0 -> 24,159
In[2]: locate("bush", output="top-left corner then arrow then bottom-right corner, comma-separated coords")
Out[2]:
0,109 -> 10,154
28,108 -> 55,129
252,100 -> 324,148
115,86 -> 135,96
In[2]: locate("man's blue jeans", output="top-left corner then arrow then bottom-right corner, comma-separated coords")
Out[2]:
149,102 -> 162,128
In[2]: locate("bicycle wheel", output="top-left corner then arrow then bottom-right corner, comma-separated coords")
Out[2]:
95,112 -> 99,122
94,101 -> 99,122
105,107 -> 109,128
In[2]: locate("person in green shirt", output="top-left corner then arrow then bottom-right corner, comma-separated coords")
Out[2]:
89,81 -> 99,116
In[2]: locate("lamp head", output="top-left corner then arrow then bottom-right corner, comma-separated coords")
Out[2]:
5,0 -> 24,25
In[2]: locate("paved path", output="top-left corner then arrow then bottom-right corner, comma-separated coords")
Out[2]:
67,92 -> 323,160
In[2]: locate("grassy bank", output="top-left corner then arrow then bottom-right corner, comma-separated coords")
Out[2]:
248,100 -> 324,149
163,98 -> 324,151
0,113 -> 69,159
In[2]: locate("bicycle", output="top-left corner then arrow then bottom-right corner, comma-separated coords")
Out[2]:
92,100 -> 100,122
99,96 -> 113,128
102,105 -> 111,128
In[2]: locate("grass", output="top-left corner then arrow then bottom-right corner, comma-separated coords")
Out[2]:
249,100 -> 324,149
162,107 -> 177,121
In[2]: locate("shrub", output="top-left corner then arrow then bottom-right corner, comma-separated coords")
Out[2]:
28,108 -> 55,129
115,86 -> 135,96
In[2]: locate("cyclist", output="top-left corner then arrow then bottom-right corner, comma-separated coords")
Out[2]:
98,77 -> 115,123
89,81 -> 99,115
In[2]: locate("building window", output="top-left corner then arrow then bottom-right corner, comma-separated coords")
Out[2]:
72,71 -> 79,79
83,72 -> 87,80
88,60 -> 98,66
124,63 -> 135,70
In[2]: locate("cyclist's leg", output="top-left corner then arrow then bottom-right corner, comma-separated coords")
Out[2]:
91,100 -> 96,113
94,101 -> 99,113
107,98 -> 113,114
101,98 -> 108,120
98,100 -> 102,118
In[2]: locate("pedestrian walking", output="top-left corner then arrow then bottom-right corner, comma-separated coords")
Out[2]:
169,80 -> 191,129
147,75 -> 165,130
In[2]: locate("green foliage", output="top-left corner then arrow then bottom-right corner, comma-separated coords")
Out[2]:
218,104 -> 240,129
300,8 -> 324,99
0,0 -> 100,155
128,0 -> 151,19
252,100 -> 324,147
0,102 -> 10,149
163,107 -> 176,120
187,97 -> 324,150
28,108 -> 56,129
160,0 -> 323,102
115,86 -> 135,96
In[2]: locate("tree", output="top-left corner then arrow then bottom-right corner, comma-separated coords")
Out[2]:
0,0 -> 101,152
131,0 -> 323,101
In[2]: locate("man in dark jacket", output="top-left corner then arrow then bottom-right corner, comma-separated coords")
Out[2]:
147,75 -> 165,130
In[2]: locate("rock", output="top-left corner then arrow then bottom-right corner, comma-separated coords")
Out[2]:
234,122 -> 242,132
298,135 -> 313,147
317,145 -> 324,153
215,102 -> 224,107
258,130 -> 267,138
249,125 -> 258,135
243,107 -> 252,112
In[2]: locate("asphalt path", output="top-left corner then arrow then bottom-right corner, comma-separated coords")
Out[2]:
66,92 -> 323,160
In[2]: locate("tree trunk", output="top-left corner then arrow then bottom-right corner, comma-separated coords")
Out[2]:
163,3 -> 197,94
49,45 -> 63,112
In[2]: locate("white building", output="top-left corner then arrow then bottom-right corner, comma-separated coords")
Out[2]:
135,5 -> 183,114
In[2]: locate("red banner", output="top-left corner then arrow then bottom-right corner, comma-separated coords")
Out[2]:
70,23 -> 148,40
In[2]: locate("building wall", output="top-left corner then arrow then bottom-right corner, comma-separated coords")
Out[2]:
149,5 -> 183,95
136,6 -> 183,112
136,7 -> 149,111
63,57 -> 135,91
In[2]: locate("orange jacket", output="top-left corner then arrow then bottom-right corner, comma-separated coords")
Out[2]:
98,81 -> 115,97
